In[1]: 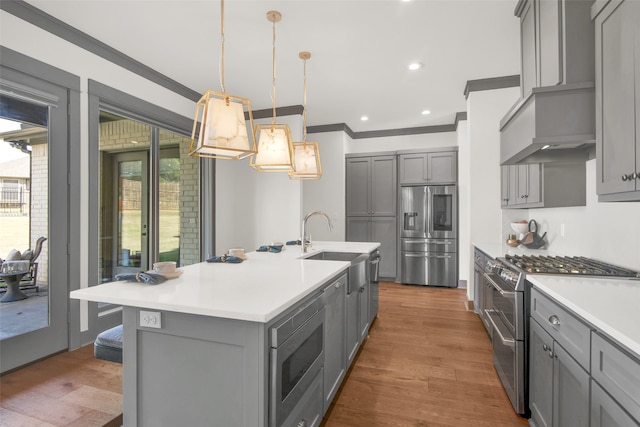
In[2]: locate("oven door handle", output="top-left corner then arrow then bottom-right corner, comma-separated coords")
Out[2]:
483,272 -> 515,297
484,309 -> 516,347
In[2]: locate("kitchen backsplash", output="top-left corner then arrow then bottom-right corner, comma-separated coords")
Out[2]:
501,160 -> 640,271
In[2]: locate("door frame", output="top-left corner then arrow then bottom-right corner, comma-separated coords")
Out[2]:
0,48 -> 80,373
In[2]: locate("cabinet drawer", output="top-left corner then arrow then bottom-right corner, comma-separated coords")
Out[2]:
282,369 -> 323,427
530,288 -> 591,370
592,332 -> 640,423
591,380 -> 640,427
473,247 -> 489,267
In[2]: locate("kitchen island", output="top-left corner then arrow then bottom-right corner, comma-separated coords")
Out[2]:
70,241 -> 379,427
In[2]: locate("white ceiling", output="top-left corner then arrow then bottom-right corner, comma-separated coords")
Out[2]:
26,0 -> 521,133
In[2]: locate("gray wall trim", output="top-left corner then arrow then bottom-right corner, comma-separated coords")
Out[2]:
307,123 -> 356,139
88,80 -> 193,136
463,75 -> 521,99
0,46 -> 80,90
251,105 -> 304,120
0,0 -> 201,102
454,112 -> 468,129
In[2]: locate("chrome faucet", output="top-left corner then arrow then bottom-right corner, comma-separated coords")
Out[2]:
301,211 -> 333,253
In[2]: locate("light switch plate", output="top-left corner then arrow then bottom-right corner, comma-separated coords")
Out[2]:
140,310 -> 161,328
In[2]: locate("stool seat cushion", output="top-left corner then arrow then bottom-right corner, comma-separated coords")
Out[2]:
94,324 -> 123,363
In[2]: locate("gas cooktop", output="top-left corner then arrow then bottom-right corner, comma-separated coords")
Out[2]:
503,254 -> 640,279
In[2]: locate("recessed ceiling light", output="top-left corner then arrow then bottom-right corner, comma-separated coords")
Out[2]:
408,62 -> 423,71
421,110 -> 431,115
361,116 -> 369,121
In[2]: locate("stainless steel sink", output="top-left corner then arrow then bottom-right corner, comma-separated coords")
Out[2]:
304,251 -> 363,262
304,251 -> 368,293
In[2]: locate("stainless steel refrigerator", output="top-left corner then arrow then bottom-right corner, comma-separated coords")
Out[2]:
400,185 -> 457,287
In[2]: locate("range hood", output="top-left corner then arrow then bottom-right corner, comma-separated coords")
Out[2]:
499,82 -> 595,165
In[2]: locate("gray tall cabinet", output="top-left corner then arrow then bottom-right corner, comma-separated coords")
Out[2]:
346,155 -> 397,279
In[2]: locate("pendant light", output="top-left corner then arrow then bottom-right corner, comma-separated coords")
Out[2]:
189,0 -> 257,160
289,51 -> 322,180
250,10 -> 295,172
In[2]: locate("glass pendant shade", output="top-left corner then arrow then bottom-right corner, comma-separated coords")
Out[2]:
289,142 -> 322,179
250,123 -> 295,172
189,90 -> 256,159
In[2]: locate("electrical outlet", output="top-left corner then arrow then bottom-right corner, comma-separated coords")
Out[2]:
140,310 -> 161,328
560,223 -> 565,238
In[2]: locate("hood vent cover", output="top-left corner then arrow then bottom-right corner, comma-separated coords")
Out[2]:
499,82 -> 595,165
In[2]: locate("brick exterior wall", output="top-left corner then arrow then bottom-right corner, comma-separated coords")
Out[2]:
98,119 -> 200,274
30,143 -> 48,287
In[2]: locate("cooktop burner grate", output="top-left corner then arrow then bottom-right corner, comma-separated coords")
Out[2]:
503,255 -> 640,278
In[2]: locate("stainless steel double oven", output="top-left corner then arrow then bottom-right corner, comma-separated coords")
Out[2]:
269,294 -> 325,427
483,260 -> 529,416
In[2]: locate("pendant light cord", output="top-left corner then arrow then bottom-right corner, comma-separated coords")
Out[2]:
219,0 -> 225,93
271,18 -> 277,126
302,57 -> 307,142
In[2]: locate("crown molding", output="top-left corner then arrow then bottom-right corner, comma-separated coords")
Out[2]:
464,75 -> 520,99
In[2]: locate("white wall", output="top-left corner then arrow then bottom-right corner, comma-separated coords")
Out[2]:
504,160 -> 640,271
346,132 -> 457,154
215,115 -> 304,254
456,120 -> 470,287
302,131 -> 349,242
467,87 -> 520,300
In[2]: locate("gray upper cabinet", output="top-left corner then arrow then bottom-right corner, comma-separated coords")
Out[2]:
594,0 -> 640,201
501,162 -> 586,209
516,0 -> 594,94
346,155 -> 396,216
399,151 -> 457,185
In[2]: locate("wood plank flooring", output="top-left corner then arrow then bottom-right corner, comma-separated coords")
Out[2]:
0,282 -> 528,426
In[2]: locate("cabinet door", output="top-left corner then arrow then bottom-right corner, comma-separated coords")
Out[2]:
322,276 -> 347,411
553,342 -> 590,427
346,158 -> 371,215
399,154 -> 427,184
357,281 -> 369,343
538,0 -> 562,87
426,152 -> 457,184
509,165 -> 520,206
501,166 -> 510,207
345,290 -> 359,368
371,156 -> 397,215
596,0 -> 638,195
520,0 -> 537,97
529,319 -> 553,427
526,164 -> 542,205
371,217 -> 396,279
346,217 -> 371,242
591,380 -> 640,427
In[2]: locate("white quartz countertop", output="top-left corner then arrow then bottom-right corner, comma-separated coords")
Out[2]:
70,241 -> 380,323
527,275 -> 640,358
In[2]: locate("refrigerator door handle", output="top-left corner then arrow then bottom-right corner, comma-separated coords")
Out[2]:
426,186 -> 432,238
404,253 -> 452,259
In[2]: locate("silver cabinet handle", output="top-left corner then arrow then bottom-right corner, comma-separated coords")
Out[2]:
631,172 -> 638,180
335,281 -> 343,289
297,419 -> 307,427
542,344 -> 549,351
548,315 -> 560,326
548,350 -> 555,359
622,174 -> 630,182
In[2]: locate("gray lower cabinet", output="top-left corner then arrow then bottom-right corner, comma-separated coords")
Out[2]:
321,275 -> 347,411
346,216 -> 396,279
594,0 -> 640,201
591,332 -> 640,424
530,287 -> 640,427
501,162 -> 586,209
529,318 -> 590,427
358,279 -> 369,343
591,380 -> 640,427
345,287 -> 359,368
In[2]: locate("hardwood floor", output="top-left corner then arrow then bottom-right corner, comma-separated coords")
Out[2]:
0,282 -> 528,426
0,345 -> 122,426
321,282 -> 529,427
